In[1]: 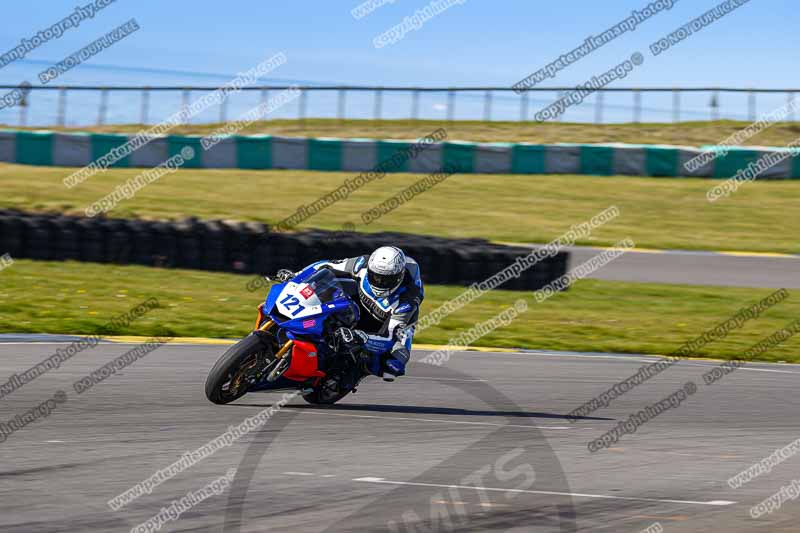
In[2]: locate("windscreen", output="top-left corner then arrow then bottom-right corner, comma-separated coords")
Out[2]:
300,268 -> 344,304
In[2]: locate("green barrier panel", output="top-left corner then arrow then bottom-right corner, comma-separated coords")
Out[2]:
167,136 -> 203,168
90,133 -> 130,168
713,149 -> 760,179
442,142 -> 474,173
7,128 -> 800,180
308,138 -> 342,171
236,135 -> 272,169
16,131 -> 53,166
376,140 -> 412,172
580,145 -> 614,176
645,146 -> 679,176
510,144 -> 545,174
792,152 -> 800,179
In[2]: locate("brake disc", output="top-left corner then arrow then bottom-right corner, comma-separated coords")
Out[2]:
266,356 -> 291,382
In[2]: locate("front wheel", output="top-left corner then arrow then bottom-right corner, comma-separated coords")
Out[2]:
205,333 -> 273,405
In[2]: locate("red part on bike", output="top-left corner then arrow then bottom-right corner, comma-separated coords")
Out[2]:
283,340 -> 326,381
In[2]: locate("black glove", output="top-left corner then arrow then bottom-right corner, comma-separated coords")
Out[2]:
275,269 -> 295,282
335,327 -> 368,347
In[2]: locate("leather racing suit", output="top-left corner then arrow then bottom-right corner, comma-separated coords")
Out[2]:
298,254 -> 424,378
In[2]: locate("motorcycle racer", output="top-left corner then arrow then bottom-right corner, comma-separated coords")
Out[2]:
276,246 -> 423,382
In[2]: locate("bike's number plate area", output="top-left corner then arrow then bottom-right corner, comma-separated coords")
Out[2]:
276,282 -> 323,319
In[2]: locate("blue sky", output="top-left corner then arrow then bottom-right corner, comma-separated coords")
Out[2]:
0,0 -> 796,125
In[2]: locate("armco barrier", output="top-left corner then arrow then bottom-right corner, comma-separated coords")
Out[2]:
0,210 -> 569,291
1,129 -> 799,178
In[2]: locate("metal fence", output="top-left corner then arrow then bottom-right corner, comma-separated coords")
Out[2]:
2,84 -> 798,127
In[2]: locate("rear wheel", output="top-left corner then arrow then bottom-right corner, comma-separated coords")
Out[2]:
205,333 -> 276,405
302,374 -> 354,405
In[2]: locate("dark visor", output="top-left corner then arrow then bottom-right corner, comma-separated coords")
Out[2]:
368,270 -> 403,290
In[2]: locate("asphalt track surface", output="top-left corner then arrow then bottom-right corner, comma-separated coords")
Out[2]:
529,245 -> 800,289
3,341 -> 800,532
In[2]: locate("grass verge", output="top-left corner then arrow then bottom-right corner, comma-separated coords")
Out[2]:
1,163 -> 797,253
0,260 -> 797,362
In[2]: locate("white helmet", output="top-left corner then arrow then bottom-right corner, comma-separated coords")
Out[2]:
367,246 -> 406,297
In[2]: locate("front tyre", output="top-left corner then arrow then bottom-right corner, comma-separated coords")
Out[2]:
205,333 -> 271,405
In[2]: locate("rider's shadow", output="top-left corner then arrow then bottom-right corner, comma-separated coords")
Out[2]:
232,402 -> 612,422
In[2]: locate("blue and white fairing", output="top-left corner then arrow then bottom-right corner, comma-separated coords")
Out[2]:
262,268 -> 359,339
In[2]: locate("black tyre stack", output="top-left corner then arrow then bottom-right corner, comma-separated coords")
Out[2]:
0,210 -> 569,291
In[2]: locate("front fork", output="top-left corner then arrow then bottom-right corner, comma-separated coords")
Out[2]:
255,307 -> 294,356
254,306 -> 294,382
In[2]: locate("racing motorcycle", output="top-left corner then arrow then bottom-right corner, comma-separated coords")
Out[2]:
205,267 -> 369,406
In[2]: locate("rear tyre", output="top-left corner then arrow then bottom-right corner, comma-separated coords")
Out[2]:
302,376 -> 352,405
205,333 -> 272,405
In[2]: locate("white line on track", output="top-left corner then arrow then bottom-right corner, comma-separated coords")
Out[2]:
0,342 -> 104,345
735,367 -> 800,374
520,352 -> 662,363
296,410 -> 574,430
351,477 -> 736,507
282,472 -> 336,478
417,349 -> 800,370
533,353 -> 800,372
5,342 -> 800,370
679,362 -> 800,375
414,351 -> 661,363
403,376 -> 487,382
